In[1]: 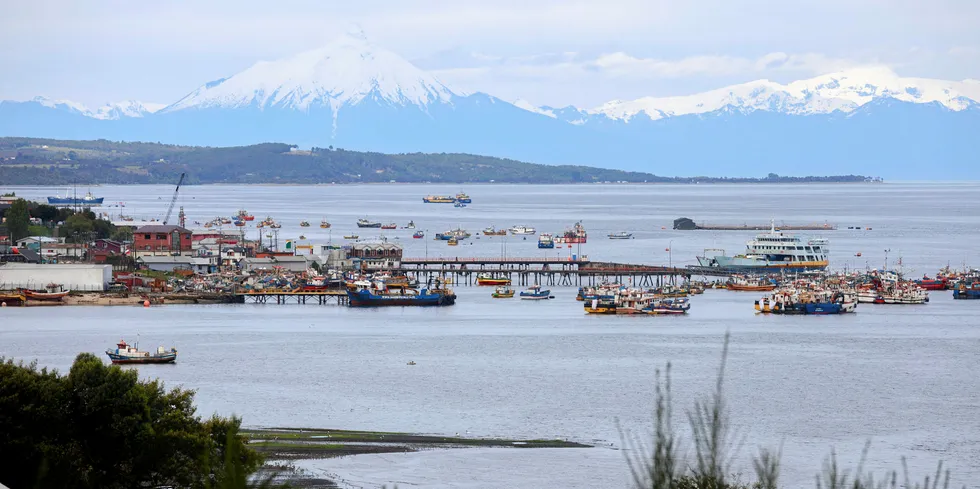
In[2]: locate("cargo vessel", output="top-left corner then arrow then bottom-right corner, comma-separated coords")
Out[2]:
697,221 -> 829,272
555,221 -> 587,244
423,195 -> 456,203
47,190 -> 104,206
346,279 -> 456,307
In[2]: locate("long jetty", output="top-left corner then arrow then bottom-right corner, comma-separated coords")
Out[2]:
396,257 -> 734,287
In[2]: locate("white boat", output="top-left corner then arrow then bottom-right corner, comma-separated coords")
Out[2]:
608,232 -> 633,239
520,285 -> 552,300
510,225 -> 536,235
696,220 -> 829,271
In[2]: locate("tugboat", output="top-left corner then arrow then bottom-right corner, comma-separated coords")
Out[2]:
492,286 -> 515,298
477,273 -> 511,286
106,339 -> 177,365
346,278 -> 456,307
520,285 -> 552,300
357,218 -> 382,228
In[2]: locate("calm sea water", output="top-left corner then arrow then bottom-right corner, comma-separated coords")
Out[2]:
2,183 -> 979,488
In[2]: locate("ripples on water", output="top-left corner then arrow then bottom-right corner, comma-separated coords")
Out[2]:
3,183 -> 979,488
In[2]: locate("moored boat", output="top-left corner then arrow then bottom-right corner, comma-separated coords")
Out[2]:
510,225 -> 536,235
914,276 -> 947,291
435,228 -> 471,240
555,221 -> 587,244
300,221 -> 311,227
953,279 -> 980,299
727,277 -> 777,291
477,273 -> 511,286
483,226 -> 508,236
47,190 -> 104,206
381,223 -> 397,230
347,279 -> 456,307
455,192 -> 472,203
608,232 -> 633,239
22,288 -> 70,301
412,231 -> 425,239
520,285 -> 552,300
423,195 -> 456,203
404,220 -> 416,229
537,233 -> 555,249
344,235 -> 359,240
320,219 -> 331,228
447,237 -> 459,246
357,218 -> 382,228
0,292 -> 27,306
697,220 -> 829,272
237,210 -> 255,221
106,339 -> 177,364
492,286 -> 515,298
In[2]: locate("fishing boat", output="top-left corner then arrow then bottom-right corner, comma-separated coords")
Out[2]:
0,292 -> 26,306
435,228 -> 471,240
482,226 -> 508,236
220,218 -> 232,225
477,273 -> 511,286
381,223 -> 397,230
344,235 -> 359,240
447,237 -> 459,246
47,189 -> 104,206
520,285 -> 552,300
237,210 -> 255,221
914,276 -> 948,291
357,218 -> 382,228
646,298 -> 691,315
404,221 -> 416,229
727,277 -> 777,291
300,221 -> 311,227
346,278 -> 456,307
756,289 -> 857,315
608,232 -> 633,239
696,220 -> 829,272
510,225 -> 536,235
412,231 -> 425,239
22,286 -> 70,301
492,286 -> 515,298
105,339 -> 177,365
953,279 -> 980,299
537,233 -> 555,249
423,195 -> 456,203
269,222 -> 281,229
555,221 -> 587,244
234,220 -> 246,227
455,192 -> 472,203
320,219 -> 331,229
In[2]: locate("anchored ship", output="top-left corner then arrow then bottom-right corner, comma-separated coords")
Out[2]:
423,195 -> 456,203
106,339 -> 177,364
697,221 -> 829,272
47,190 -> 104,206
347,278 -> 456,307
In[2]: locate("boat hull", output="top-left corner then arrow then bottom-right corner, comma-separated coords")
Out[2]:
537,242 -> 555,249
357,223 -> 382,228
347,290 -> 456,307
106,352 -> 177,364
698,255 -> 828,272
953,289 -> 980,299
477,278 -> 511,286
47,197 -> 104,205
23,290 -> 70,301
423,197 -> 455,203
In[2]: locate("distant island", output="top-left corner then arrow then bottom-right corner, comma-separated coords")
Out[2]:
0,137 -> 878,185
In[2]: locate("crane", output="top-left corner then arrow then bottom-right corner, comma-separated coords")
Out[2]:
162,172 -> 186,225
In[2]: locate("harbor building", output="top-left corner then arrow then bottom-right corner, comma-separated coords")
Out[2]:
0,264 -> 113,291
349,242 -> 402,270
133,225 -> 193,258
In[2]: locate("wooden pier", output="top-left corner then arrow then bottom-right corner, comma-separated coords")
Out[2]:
395,257 -> 736,288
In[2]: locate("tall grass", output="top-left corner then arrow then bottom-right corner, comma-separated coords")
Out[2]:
621,333 -> 961,489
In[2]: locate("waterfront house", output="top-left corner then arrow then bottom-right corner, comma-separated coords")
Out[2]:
241,255 -> 310,273
133,225 -> 193,258
137,255 -> 217,274
15,236 -> 62,248
349,242 -> 403,270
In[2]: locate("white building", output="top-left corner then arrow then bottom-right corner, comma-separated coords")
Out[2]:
138,255 -> 217,274
0,264 -> 113,291
241,255 -> 309,273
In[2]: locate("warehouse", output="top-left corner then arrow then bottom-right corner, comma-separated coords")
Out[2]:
0,264 -> 113,291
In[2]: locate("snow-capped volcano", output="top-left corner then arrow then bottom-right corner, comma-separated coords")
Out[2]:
589,67 -> 980,121
163,27 -> 460,114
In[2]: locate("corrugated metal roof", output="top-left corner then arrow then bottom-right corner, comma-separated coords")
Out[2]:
135,225 -> 191,233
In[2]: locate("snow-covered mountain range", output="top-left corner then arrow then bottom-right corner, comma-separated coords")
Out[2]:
2,30 -> 978,178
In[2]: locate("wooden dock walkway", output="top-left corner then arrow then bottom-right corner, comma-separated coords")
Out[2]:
235,288 -> 349,305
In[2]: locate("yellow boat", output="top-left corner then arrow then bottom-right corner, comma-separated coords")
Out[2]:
344,235 -> 358,240
447,237 -> 459,246
423,195 -> 456,203
492,286 -> 515,298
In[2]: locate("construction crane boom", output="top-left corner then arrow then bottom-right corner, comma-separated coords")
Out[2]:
163,172 -> 186,225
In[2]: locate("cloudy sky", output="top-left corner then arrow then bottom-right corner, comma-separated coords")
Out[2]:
2,0 -> 978,108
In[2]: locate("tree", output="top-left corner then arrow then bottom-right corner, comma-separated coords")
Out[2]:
111,226 -> 134,242
5,198 -> 30,241
67,150 -> 78,160
0,353 -> 266,489
32,204 -> 60,222
61,214 -> 95,243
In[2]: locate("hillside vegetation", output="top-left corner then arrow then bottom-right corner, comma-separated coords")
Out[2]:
0,137 -> 873,185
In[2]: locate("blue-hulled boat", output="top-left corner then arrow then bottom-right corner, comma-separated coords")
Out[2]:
47,190 -> 104,206
347,279 -> 456,307
953,280 -> 980,299
519,285 -> 552,300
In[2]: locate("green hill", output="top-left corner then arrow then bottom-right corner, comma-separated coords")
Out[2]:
0,138 -> 872,185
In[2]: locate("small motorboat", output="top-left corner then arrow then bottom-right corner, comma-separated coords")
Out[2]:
492,286 -> 515,298
300,221 -> 311,227
477,273 -> 511,286
520,285 -> 552,300
855,252 -> 862,257
344,235 -> 359,240
320,219 -> 331,229
381,223 -> 397,230
413,231 -> 425,239
22,288 -> 70,302
404,220 -> 416,229
234,220 -> 246,227
106,339 -> 177,365
608,232 -> 633,239
447,237 -> 459,246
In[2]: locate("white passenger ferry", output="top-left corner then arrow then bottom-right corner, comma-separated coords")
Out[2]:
696,220 -> 829,271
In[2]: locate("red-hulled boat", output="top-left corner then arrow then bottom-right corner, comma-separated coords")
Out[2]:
914,276 -> 947,291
